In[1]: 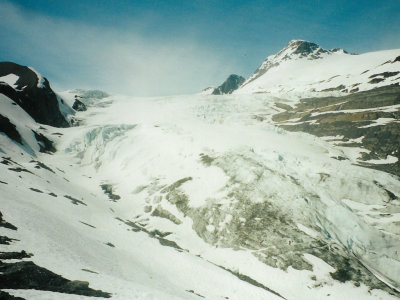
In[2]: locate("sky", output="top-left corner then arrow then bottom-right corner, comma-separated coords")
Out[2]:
1,0 -> 399,96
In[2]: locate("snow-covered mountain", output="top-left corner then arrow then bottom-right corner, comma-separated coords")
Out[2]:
236,40 -> 400,98
1,49 -> 400,300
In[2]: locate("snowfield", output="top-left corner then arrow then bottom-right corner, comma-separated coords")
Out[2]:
236,40 -> 400,100
1,89 -> 400,299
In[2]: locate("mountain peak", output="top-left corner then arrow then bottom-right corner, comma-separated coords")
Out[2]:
212,74 -> 245,95
276,40 -> 325,60
286,39 -> 316,48
242,40 -> 349,86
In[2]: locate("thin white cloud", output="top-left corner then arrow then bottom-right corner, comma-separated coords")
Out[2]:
0,1 -> 240,96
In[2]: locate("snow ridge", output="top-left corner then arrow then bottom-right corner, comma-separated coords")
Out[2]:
28,66 -> 45,88
236,40 -> 400,97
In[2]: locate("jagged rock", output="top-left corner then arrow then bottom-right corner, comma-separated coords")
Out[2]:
32,130 -> 56,153
0,211 -> 17,231
0,260 -> 110,298
100,184 -> 121,201
0,114 -> 22,144
72,99 -> 87,111
273,85 -> 400,176
285,40 -> 328,58
0,62 -> 70,127
242,40 -> 345,86
0,290 -> 25,300
212,74 -> 245,95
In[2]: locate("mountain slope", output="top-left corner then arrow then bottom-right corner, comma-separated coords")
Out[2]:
236,40 -> 400,98
0,89 -> 291,300
0,62 -> 76,156
2,85 -> 400,299
271,84 -> 400,176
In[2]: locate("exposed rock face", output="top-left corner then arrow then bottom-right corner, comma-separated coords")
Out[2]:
0,261 -> 111,298
278,40 -> 329,59
33,130 -> 56,153
212,74 -> 245,95
272,85 -> 400,176
0,114 -> 22,144
0,211 -> 111,299
0,62 -> 70,127
72,98 -> 87,111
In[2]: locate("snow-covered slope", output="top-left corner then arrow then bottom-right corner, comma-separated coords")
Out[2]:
236,40 -> 400,99
1,82 -> 400,299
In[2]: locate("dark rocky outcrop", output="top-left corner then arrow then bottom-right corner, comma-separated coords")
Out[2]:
64,195 -> 87,206
272,85 -> 400,176
212,74 -> 245,95
0,82 -> 20,103
0,260 -> 111,298
369,78 -> 385,84
100,184 -> 121,202
0,62 -> 70,127
0,290 -> 25,300
0,211 -> 17,231
72,98 -> 87,111
0,211 -> 110,299
287,40 -> 327,58
32,131 -> 56,153
0,114 -> 22,144
369,71 -> 399,79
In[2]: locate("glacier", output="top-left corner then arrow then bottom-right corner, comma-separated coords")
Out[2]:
2,90 -> 399,299
1,43 -> 400,299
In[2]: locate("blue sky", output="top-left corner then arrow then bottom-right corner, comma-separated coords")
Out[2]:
1,0 -> 399,96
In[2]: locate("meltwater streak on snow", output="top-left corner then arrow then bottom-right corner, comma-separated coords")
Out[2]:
56,92 -> 400,296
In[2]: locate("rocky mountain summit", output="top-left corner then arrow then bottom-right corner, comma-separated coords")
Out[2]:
202,74 -> 245,95
236,40 -> 400,96
212,74 -> 245,95
242,40 -> 349,87
203,40 -> 399,96
0,62 -> 73,127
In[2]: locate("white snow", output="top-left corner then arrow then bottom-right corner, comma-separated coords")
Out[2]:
1,90 -> 399,299
0,94 -> 41,155
0,74 -> 20,88
28,66 -> 46,88
200,87 -> 215,95
361,155 -> 399,165
181,165 -> 229,207
359,118 -> 398,128
1,43 -> 400,299
236,47 -> 400,99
